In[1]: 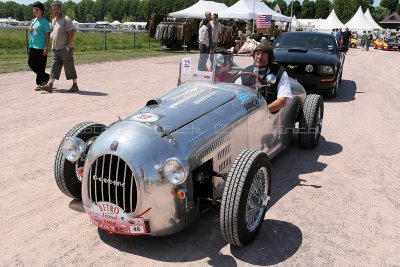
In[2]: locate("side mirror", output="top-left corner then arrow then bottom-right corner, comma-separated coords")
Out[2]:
265,74 -> 277,86
214,54 -> 225,66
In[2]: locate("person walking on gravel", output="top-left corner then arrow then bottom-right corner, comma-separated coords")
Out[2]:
28,2 -> 50,91
39,1 -> 79,93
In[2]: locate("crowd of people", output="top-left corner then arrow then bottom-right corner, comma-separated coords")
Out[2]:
28,1 -> 79,94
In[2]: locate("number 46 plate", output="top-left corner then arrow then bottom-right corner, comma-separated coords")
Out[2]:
129,218 -> 146,234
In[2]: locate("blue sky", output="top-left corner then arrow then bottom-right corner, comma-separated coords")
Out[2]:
1,0 -> 380,7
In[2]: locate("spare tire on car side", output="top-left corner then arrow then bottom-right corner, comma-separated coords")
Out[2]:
54,121 -> 106,200
220,149 -> 271,246
298,94 -> 324,149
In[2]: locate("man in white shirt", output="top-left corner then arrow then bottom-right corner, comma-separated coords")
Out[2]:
198,19 -> 210,71
236,43 -> 292,113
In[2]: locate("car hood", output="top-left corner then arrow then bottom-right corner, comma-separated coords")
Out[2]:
127,80 -> 237,134
274,48 -> 337,65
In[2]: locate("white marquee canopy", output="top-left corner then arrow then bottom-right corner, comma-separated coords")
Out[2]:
315,9 -> 344,31
169,0 -> 228,19
344,6 -> 375,31
217,0 -> 291,22
364,8 -> 382,29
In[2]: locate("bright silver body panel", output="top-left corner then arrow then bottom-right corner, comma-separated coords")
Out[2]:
82,79 -> 306,236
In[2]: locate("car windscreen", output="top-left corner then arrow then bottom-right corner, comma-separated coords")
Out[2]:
178,54 -> 257,86
274,34 -> 337,52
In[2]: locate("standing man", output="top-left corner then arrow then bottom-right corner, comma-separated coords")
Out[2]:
39,1 -> 79,93
28,2 -> 50,91
342,27 -> 352,48
198,19 -> 210,71
199,11 -> 212,68
335,28 -> 343,45
366,31 -> 373,51
210,13 -> 222,51
361,30 -> 367,51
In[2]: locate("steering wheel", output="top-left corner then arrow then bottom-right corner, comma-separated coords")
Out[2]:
232,72 -> 263,85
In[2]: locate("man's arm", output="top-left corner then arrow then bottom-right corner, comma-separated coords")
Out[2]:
267,71 -> 292,113
268,97 -> 287,112
66,29 -> 74,50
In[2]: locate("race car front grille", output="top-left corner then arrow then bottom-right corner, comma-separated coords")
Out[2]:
87,154 -> 137,213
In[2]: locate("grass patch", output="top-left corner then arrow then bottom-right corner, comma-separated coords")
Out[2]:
0,29 -> 194,74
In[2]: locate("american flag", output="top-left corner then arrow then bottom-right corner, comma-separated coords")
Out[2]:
256,15 -> 272,29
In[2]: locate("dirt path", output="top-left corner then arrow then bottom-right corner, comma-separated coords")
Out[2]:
1,49 -> 399,266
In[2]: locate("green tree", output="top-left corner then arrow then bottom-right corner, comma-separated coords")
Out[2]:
380,0 -> 399,13
66,8 -> 76,20
315,0 -> 332,19
285,0 -> 302,17
104,13 -> 113,22
333,0 -> 373,22
77,0 -> 95,22
371,6 -> 390,23
397,3 -> 400,13
85,14 -> 94,23
301,0 -> 316,18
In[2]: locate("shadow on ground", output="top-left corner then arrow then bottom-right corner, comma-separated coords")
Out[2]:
268,136 -> 343,208
324,79 -> 357,103
98,205 -> 302,266
41,88 -> 108,96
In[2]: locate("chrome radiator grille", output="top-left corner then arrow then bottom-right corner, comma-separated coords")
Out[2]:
87,154 -> 137,213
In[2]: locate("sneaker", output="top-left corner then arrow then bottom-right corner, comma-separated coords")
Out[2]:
39,83 -> 53,93
69,84 -> 79,92
35,82 -> 48,91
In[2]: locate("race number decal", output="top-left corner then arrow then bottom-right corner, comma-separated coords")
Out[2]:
85,202 -> 148,235
181,57 -> 192,74
131,113 -> 160,123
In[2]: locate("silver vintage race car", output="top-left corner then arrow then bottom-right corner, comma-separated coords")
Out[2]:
54,54 -> 324,246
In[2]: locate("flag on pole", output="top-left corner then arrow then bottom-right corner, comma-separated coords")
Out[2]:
256,15 -> 272,29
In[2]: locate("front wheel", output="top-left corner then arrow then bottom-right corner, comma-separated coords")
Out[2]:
298,94 -> 324,149
350,43 -> 356,48
54,121 -> 106,200
220,149 -> 271,246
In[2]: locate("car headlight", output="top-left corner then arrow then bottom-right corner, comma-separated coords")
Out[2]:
61,137 -> 87,162
163,158 -> 189,185
319,65 -> 335,74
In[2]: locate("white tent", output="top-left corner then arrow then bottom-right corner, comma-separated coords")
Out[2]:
169,0 -> 228,19
364,8 -> 382,29
315,9 -> 344,32
344,6 -> 374,31
218,0 -> 291,22
110,20 -> 121,26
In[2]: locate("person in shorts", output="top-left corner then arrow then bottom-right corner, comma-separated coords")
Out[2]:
39,1 -> 79,93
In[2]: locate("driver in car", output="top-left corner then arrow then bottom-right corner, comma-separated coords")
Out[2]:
236,43 -> 292,113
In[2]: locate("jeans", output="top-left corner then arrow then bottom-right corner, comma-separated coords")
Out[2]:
198,43 -> 209,71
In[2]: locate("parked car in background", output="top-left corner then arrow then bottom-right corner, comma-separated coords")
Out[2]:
374,38 -> 400,51
350,38 -> 360,48
273,31 -> 348,98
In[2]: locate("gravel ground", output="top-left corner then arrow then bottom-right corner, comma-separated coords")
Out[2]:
0,48 -> 399,266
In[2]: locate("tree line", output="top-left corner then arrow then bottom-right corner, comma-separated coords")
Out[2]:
0,0 -> 399,25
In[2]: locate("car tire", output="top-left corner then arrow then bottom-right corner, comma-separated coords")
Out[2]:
54,121 -> 106,200
350,43 -> 356,48
298,94 -> 324,149
327,76 -> 339,98
220,149 -> 271,246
